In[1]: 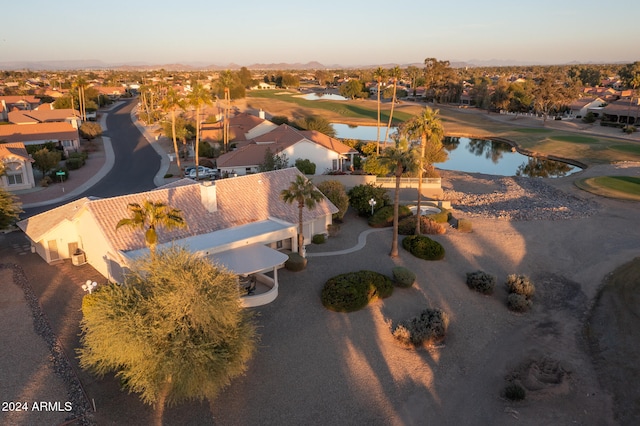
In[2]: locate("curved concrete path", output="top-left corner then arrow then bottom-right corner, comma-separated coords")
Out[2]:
305,227 -> 390,257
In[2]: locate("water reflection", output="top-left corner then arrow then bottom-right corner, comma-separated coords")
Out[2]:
439,137 -> 579,177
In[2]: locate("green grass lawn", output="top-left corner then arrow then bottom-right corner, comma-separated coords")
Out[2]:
550,135 -> 600,144
609,144 -> 640,155
575,176 -> 640,201
512,128 -> 553,134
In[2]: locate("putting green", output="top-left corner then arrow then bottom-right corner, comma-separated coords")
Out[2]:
575,176 -> 640,201
609,144 -> 640,156
551,135 -> 599,144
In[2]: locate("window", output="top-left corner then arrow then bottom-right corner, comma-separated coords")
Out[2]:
5,162 -> 23,185
7,173 -> 23,185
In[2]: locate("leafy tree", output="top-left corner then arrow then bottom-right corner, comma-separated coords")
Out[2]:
362,154 -> 389,176
259,148 -> 289,172
32,148 -> 61,176
292,115 -> 336,137
406,65 -> 421,96
347,183 -> 390,217
281,73 -> 300,88
294,158 -> 316,174
280,174 -> 324,256
271,115 -> 289,125
378,138 -> 419,257
0,164 -> 23,228
116,200 -> 186,256
79,122 -> 102,140
237,66 -> 253,88
316,180 -> 349,221
160,87 -> 186,172
401,106 -> 445,234
78,246 -> 256,426
53,96 -> 73,109
339,79 -> 366,99
490,78 -> 511,111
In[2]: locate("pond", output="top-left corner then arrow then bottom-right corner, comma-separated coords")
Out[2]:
300,93 -> 348,101
438,137 -> 580,178
333,123 -> 398,141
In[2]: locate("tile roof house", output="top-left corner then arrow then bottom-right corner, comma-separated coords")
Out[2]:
201,111 -> 278,145
0,142 -> 35,191
601,98 -> 640,125
8,107 -> 82,128
0,96 -> 42,121
216,124 -> 358,176
18,168 -> 338,307
0,122 -> 80,154
566,97 -> 605,119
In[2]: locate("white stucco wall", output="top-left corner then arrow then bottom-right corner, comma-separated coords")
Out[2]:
283,140 -> 341,175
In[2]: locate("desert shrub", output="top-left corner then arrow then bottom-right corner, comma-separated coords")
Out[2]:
39,176 -> 52,187
285,252 -> 307,272
582,112 -> 596,124
392,266 -> 416,288
327,223 -> 340,237
321,271 -> 393,312
68,151 -> 87,162
505,274 -> 535,298
466,270 -> 496,295
623,125 -> 637,134
48,167 -> 69,182
503,383 -> 526,401
164,173 -> 174,178
507,293 -> 532,312
312,234 -> 326,244
368,205 -> 412,228
316,180 -> 349,221
457,218 -> 472,232
402,235 -> 445,260
398,215 -> 446,235
393,308 -> 449,346
65,157 -> 83,170
426,208 -> 450,224
347,183 -> 390,216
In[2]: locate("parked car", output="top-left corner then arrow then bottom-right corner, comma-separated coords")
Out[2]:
188,166 -> 217,179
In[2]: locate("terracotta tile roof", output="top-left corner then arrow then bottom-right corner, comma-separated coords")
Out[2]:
8,108 -> 80,124
217,141 -> 289,168
301,130 -> 359,155
18,197 -> 93,242
0,142 -> 32,162
201,112 -> 275,143
0,96 -> 40,107
21,168 -> 337,253
0,122 -> 79,143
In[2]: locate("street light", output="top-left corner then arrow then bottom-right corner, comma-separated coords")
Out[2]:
82,280 -> 97,294
368,198 -> 377,215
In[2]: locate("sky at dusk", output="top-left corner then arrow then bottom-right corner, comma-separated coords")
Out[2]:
2,0 -> 639,67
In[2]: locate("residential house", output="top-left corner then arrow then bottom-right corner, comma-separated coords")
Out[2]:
0,122 -> 81,154
8,105 -> 82,128
93,86 -> 128,99
0,142 -> 35,191
601,98 -> 640,125
567,97 -> 605,119
216,124 -> 358,176
201,111 -> 278,146
17,168 -> 338,307
0,96 -> 41,121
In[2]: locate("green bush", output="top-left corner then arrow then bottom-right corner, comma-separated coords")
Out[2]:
321,271 -> 393,312
402,235 -> 445,260
295,158 -> 316,175
582,111 -> 596,123
466,270 -> 496,295
623,125 -> 637,134
507,293 -> 532,312
457,218 -> 472,232
426,208 -> 450,224
505,274 -> 535,298
48,167 -> 69,182
316,180 -> 349,221
504,383 -> 526,401
65,157 -> 84,170
285,252 -> 307,272
392,266 -> 416,288
368,205 -> 412,228
393,308 -> 449,346
398,215 -> 446,235
312,234 -> 326,244
347,183 -> 390,216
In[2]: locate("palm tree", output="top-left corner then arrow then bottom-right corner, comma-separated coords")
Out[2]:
218,71 -> 234,153
383,66 -> 402,144
188,82 -> 212,179
373,67 -> 386,154
402,107 -> 445,235
160,88 -> 186,174
280,174 -> 324,256
74,76 -> 87,121
379,138 -> 419,257
116,200 -> 186,257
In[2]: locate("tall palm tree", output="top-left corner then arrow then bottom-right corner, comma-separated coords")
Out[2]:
188,82 -> 212,179
373,67 -> 386,154
74,76 -> 87,121
160,88 -> 185,174
218,70 -> 235,153
280,174 -> 324,256
116,200 -> 186,257
383,66 -> 402,144
402,107 -> 445,235
379,138 -> 419,257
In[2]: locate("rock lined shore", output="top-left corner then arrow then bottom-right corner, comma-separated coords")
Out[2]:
443,176 -> 599,221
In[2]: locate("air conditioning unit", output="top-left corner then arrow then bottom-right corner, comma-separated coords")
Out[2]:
72,250 -> 86,266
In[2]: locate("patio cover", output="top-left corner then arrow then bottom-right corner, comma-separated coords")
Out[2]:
210,244 -> 289,276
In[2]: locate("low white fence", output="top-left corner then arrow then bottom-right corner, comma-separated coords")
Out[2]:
310,174 -> 441,190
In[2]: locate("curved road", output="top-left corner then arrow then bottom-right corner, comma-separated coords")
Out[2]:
24,99 -> 161,216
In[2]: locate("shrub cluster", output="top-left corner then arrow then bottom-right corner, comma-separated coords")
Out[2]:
316,180 -> 349,221
505,274 -> 535,312
392,266 -> 416,288
426,208 -> 450,224
368,205 -> 412,228
393,308 -> 449,346
402,235 -> 445,260
65,152 -> 87,170
284,252 -> 307,272
347,183 -> 390,216
466,270 -> 496,295
398,215 -> 446,235
312,234 -> 326,244
321,271 -> 393,312
503,383 -> 526,401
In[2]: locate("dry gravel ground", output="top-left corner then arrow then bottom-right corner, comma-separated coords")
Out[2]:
2,162 -> 639,425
